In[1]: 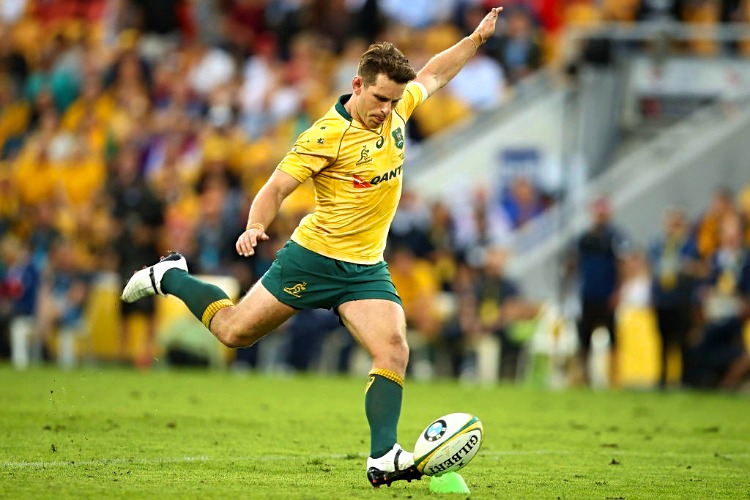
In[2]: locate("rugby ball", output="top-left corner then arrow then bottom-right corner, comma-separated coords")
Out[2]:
413,413 -> 483,476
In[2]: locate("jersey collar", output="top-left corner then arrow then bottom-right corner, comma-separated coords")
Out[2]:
336,94 -> 353,121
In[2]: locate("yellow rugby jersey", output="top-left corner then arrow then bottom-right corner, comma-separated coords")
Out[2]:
278,81 -> 427,264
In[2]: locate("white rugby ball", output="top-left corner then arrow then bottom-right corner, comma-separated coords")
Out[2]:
413,412 -> 483,476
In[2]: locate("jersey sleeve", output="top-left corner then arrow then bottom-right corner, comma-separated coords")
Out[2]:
395,81 -> 428,123
277,125 -> 341,182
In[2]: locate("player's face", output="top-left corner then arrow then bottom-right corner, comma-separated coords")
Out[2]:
353,73 -> 406,129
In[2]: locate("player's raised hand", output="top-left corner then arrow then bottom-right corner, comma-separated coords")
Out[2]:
236,224 -> 269,257
473,6 -> 503,45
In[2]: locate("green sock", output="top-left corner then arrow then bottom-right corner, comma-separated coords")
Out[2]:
365,370 -> 404,458
161,269 -> 232,328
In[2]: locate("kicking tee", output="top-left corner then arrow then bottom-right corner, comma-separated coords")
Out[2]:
277,81 -> 427,265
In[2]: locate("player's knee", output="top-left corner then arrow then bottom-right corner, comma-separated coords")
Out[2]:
217,330 -> 250,349
218,324 -> 266,349
377,333 -> 409,372
211,313 -> 262,348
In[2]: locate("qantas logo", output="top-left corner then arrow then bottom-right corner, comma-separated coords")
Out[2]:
352,165 -> 403,189
353,174 -> 372,189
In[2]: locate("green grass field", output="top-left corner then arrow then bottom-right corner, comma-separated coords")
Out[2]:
1,365 -> 748,499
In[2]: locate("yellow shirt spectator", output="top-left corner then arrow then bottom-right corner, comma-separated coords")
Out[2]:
389,245 -> 441,339
55,151 -> 106,208
0,100 -> 30,153
14,146 -> 59,207
61,90 -> 116,132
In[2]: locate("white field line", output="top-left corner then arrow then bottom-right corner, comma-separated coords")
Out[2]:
3,449 -> 748,469
1,450 -> 569,469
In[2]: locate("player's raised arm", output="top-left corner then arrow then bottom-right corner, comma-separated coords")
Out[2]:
236,169 -> 301,257
414,6 -> 502,97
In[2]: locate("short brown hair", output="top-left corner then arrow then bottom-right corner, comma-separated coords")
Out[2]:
357,42 -> 416,87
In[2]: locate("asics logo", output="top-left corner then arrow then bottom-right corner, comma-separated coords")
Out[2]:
283,282 -> 307,298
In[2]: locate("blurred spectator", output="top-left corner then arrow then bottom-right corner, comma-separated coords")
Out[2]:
602,0 -> 640,23
487,6 -> 542,84
193,174 -> 244,275
0,0 -> 27,25
696,187 -> 736,261
222,0 -> 269,56
721,0 -> 744,22
129,0 -> 192,61
60,72 -> 115,133
387,244 -> 442,378
647,207 -> 703,389
637,0 -> 684,22
26,202 -> 62,270
131,0 -> 187,36
0,163 -> 19,235
143,111 -> 201,183
440,260 -> 478,377
191,0 -> 225,47
426,200 -> 460,291
283,31 -> 331,120
686,213 -> 750,389
36,237 -> 90,369
305,0 -> 358,53
104,31 -> 153,96
446,45 -> 506,111
54,132 -> 106,217
13,109 -> 63,210
152,59 -> 205,119
681,0 -> 721,56
186,41 -> 236,98
566,195 -> 629,387
1,234 -> 40,368
107,146 -> 165,368
465,246 -> 540,381
237,33 -> 287,139
563,0 -> 602,28
499,176 -> 546,230
105,44 -> 153,146
619,246 -> 651,311
379,0 -> 456,29
388,244 -> 442,340
409,87 -> 472,137
453,185 -> 512,257
331,37 -> 369,95
0,73 -> 30,160
389,188 -> 433,258
285,309 -> 348,372
737,184 -> 750,247
0,27 -> 29,92
24,41 -> 79,114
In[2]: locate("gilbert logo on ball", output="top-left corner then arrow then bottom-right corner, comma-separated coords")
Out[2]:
413,413 -> 483,476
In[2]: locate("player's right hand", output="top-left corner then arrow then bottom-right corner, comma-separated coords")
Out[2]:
236,228 -> 269,257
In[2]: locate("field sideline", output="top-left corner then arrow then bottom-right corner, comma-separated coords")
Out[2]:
1,366 -> 748,499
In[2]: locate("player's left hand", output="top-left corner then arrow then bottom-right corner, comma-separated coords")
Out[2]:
236,227 -> 269,257
474,6 -> 503,45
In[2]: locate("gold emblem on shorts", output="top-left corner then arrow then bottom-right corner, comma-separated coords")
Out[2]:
283,282 -> 307,298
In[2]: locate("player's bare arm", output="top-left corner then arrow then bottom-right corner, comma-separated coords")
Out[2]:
236,169 -> 302,257
414,6 -> 502,96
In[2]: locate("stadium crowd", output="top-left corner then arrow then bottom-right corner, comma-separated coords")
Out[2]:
1,0 -> 749,390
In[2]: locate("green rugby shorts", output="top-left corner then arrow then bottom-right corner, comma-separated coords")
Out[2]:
260,240 -> 402,311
